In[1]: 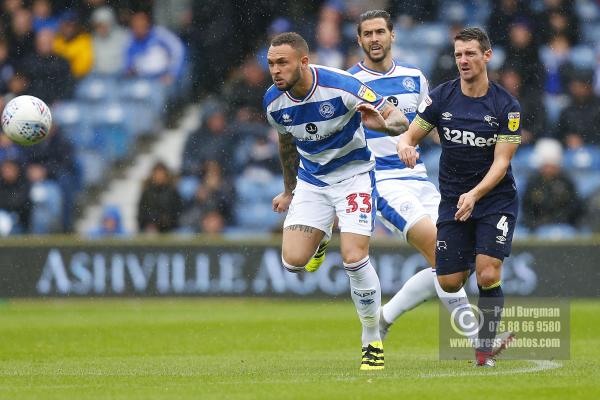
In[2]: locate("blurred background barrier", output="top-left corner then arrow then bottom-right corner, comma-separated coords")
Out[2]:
0,236 -> 598,297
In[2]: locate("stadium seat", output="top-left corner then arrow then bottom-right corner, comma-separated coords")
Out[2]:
572,171 -> 600,199
543,94 -> 570,126
235,174 -> 283,203
51,101 -> 93,148
409,23 -> 448,48
234,202 -> 283,231
532,223 -> 587,240
76,76 -> 118,102
576,0 -> 600,22
90,103 -> 130,161
513,224 -> 531,240
118,78 -> 166,115
582,21 -> 600,44
438,1 -> 467,23
77,150 -> 105,186
488,47 -> 506,71
564,146 -> 600,171
177,175 -> 200,202
511,145 -> 535,174
569,45 -> 596,69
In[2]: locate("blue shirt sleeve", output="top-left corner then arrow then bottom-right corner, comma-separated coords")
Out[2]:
319,68 -> 386,111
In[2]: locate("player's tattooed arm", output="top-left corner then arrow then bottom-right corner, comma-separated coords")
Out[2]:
380,102 -> 409,136
278,132 -> 299,194
356,102 -> 408,136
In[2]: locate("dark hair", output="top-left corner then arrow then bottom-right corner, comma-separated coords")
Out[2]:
357,10 -> 393,35
270,32 -> 309,55
454,27 -> 491,52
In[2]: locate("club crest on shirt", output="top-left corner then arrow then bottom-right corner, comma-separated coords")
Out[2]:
318,101 -> 335,118
508,112 -> 520,132
484,114 -> 499,127
402,77 -> 416,91
357,85 -> 377,102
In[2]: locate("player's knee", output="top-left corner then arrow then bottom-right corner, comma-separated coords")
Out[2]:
437,276 -> 464,293
281,252 -> 310,273
341,250 -> 368,265
476,267 -> 500,288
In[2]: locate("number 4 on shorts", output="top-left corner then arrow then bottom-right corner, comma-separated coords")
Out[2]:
497,215 -> 509,237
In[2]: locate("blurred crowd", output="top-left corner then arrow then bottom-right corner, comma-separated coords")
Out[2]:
2,0 -> 600,238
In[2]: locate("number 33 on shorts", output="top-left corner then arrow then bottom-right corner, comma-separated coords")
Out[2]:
346,193 -> 372,213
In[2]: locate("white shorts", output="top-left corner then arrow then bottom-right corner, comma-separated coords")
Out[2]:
376,178 -> 440,240
284,171 -> 376,240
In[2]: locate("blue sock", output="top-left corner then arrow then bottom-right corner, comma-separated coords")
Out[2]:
477,282 -> 504,354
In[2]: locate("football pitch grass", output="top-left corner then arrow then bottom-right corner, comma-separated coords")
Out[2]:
0,298 -> 598,399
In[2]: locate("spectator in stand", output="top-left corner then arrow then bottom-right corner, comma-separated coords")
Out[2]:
389,0 -> 438,26
540,34 -> 573,95
26,163 -> 63,234
53,10 -> 93,79
2,69 -> 28,104
240,129 -> 281,177
522,138 -> 583,230
181,102 -> 238,177
124,11 -> 185,86
221,57 -> 268,121
487,0 -> 531,47
22,28 -> 73,104
137,161 -> 183,233
32,0 -> 58,33
536,0 -> 579,45
0,38 -> 15,95
556,69 -> 600,149
504,18 -> 544,95
90,6 -> 128,75
88,205 -> 127,238
430,23 -> 463,87
499,66 -> 547,144
22,124 -> 78,231
313,19 -> 345,69
1,0 -> 22,28
7,7 -> 35,62
0,159 -> 31,233
0,133 -> 23,165
179,160 -> 234,234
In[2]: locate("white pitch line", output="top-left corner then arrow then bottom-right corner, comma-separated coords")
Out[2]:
419,360 -> 563,378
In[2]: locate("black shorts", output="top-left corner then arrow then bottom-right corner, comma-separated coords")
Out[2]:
435,213 -> 516,276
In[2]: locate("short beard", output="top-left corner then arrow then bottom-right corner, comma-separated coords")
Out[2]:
362,43 -> 390,63
278,66 -> 302,92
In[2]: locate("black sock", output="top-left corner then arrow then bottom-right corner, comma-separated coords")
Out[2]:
477,283 -> 504,354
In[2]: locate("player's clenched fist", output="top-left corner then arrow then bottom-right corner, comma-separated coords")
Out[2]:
396,141 -> 420,168
272,192 -> 293,213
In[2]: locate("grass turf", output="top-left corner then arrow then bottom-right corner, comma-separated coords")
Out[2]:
0,298 -> 598,399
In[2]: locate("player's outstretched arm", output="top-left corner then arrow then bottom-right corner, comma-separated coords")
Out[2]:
455,142 -> 519,221
396,118 -> 432,168
356,102 -> 408,136
273,133 -> 299,213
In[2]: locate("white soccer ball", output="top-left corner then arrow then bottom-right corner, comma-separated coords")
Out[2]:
1,95 -> 52,146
